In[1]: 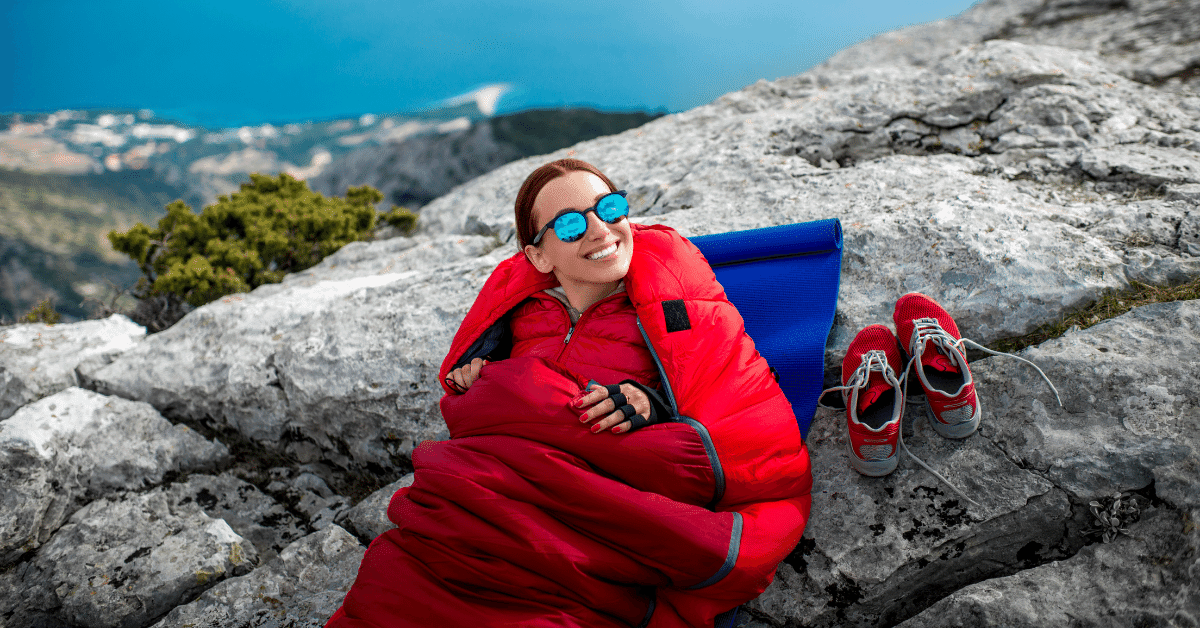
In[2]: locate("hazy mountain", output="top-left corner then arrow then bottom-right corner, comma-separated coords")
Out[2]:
310,109 -> 661,209
0,105 -> 659,321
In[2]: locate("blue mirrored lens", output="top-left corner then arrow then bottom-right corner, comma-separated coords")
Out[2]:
554,212 -> 588,242
595,194 -> 629,222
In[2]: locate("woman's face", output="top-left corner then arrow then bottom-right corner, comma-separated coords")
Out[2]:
524,170 -> 634,295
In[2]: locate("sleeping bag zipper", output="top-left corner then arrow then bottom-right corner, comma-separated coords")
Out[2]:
557,291 -> 625,353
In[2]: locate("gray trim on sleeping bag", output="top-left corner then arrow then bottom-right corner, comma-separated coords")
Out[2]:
636,596 -> 656,628
675,416 -> 725,508
637,316 -> 727,507
688,512 -> 743,590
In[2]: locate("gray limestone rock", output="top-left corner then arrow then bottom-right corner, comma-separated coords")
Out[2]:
417,41 -> 1200,362
163,474 -> 306,564
895,506 -> 1200,628
740,299 -> 1200,627
0,314 -> 144,420
974,299 -> 1200,512
86,235 -> 500,474
0,388 -> 228,565
820,0 -> 1200,92
0,487 -> 257,628
336,473 -> 413,543
263,467 -> 351,532
749,399 -> 1070,628
152,525 -> 364,628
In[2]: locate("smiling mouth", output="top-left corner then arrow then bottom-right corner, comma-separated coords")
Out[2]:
586,242 -> 618,260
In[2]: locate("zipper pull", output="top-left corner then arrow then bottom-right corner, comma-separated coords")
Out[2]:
564,325 -> 574,344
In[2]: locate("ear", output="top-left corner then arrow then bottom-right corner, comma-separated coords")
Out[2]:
524,244 -> 555,274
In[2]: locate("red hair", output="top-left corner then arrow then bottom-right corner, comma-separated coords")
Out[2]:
514,159 -> 618,248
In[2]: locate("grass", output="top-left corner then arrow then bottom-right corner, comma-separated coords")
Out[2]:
989,278 -> 1200,353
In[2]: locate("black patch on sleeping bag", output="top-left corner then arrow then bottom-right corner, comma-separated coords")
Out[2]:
662,300 -> 691,333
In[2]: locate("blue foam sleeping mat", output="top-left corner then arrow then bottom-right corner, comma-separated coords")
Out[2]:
690,218 -> 843,439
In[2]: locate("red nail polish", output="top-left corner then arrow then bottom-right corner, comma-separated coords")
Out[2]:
591,424 -> 601,433
580,413 -> 589,423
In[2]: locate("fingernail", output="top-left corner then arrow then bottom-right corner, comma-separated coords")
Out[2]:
613,426 -> 625,434
579,413 -> 590,423
591,424 -> 602,433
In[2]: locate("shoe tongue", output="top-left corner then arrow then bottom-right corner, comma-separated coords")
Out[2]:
857,380 -> 887,413
923,349 -> 959,374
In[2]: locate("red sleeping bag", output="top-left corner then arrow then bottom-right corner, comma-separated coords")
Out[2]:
329,224 -> 812,627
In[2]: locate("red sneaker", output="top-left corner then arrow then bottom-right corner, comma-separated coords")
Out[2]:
892,293 -> 980,439
832,324 -> 905,477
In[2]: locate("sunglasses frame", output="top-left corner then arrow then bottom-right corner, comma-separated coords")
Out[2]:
531,191 -> 629,246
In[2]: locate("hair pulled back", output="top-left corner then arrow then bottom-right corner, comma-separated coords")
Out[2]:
514,158 -> 618,248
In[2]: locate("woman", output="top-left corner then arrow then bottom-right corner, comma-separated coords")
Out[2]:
329,159 -> 812,628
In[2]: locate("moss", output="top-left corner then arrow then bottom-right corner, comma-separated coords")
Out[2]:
990,278 -> 1200,353
228,542 -> 247,566
19,298 -> 60,324
195,569 -> 213,586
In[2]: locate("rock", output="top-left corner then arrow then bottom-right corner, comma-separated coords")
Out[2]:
751,400 -> 1070,628
263,467 -> 351,532
336,473 -> 413,543
164,473 -> 306,563
895,506 -> 1200,628
86,235 -> 500,474
417,41 -> 1200,358
0,487 -> 257,628
152,525 -> 364,628
0,388 -> 227,565
739,299 -> 1200,627
975,299 -> 1200,512
0,314 -> 144,420
820,0 -> 1200,91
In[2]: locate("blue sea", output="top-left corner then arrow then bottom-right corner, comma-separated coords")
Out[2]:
2,0 -> 979,128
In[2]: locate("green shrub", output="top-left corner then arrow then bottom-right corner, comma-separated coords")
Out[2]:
109,173 -> 383,309
380,206 -> 418,234
20,299 -> 61,324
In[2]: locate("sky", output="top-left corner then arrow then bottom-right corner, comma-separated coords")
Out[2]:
1,0 -> 979,128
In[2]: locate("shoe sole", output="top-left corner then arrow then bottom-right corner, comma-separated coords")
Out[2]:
923,395 -> 982,439
846,439 -> 899,477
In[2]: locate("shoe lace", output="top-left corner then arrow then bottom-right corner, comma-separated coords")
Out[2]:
821,321 -> 1063,512
820,350 -> 903,425
897,418 -> 982,509
895,318 -> 1063,510
820,351 -> 980,506
902,318 -> 1063,407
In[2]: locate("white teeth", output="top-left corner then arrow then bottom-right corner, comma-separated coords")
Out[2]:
587,243 -> 618,260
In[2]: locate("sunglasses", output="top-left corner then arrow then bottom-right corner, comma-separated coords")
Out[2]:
531,191 -> 629,245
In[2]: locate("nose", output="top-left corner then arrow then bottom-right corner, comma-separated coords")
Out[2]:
582,210 -> 610,240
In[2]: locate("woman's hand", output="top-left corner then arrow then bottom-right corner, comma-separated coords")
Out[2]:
446,358 -> 487,393
574,383 -> 651,434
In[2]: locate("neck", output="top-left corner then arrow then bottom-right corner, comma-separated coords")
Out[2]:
557,277 -> 619,313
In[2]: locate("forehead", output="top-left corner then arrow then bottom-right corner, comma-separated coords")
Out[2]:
532,171 -> 610,220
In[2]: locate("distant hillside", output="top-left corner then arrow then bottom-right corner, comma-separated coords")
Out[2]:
0,107 -> 659,322
311,108 -> 661,209
0,169 -> 167,321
